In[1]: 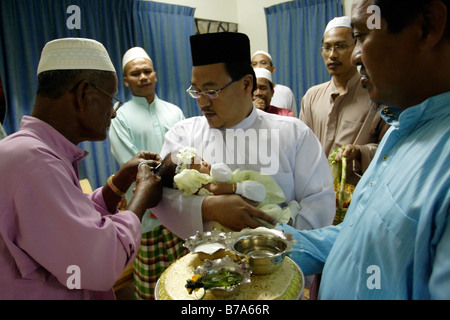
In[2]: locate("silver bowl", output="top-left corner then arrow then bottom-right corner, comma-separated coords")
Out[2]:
191,256 -> 251,299
233,234 -> 288,274
184,230 -> 228,260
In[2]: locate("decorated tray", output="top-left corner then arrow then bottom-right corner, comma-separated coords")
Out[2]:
155,254 -> 304,300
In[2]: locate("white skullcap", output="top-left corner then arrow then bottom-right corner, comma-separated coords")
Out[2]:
37,38 -> 115,75
324,16 -> 352,36
251,50 -> 272,62
122,47 -> 152,72
254,68 -> 272,83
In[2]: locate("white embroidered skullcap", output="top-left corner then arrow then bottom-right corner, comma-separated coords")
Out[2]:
251,50 -> 272,62
37,38 -> 115,75
324,16 -> 352,36
122,47 -> 152,71
254,68 -> 272,83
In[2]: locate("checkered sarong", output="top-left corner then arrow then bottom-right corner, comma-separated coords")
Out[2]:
133,225 -> 188,300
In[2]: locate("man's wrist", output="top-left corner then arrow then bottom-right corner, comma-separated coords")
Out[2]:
107,175 -> 126,197
201,196 -> 216,222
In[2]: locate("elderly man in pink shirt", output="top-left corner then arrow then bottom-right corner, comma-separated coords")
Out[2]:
0,38 -> 162,299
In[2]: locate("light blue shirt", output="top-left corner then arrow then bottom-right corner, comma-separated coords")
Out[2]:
281,92 -> 450,299
109,95 -> 185,233
109,95 -> 185,166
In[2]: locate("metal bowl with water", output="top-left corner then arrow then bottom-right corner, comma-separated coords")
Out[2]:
233,234 -> 288,274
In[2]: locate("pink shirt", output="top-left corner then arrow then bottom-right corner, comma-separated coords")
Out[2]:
0,116 -> 141,299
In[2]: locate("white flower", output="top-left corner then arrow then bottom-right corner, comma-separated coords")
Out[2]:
177,147 -> 197,165
175,147 -> 198,173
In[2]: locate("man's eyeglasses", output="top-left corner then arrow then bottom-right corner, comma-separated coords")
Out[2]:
70,80 -> 124,112
186,79 -> 236,99
89,82 -> 124,112
320,43 -> 354,55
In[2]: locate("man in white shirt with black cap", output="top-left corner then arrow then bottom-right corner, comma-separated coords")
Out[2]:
151,32 -> 335,239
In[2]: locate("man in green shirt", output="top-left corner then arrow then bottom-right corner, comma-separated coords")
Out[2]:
109,47 -> 185,300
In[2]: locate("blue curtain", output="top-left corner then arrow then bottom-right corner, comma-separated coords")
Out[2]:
265,0 -> 342,115
0,0 -> 196,189
131,1 -> 198,118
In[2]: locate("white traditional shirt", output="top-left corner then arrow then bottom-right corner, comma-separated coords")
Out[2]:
152,107 -> 336,239
271,83 -> 298,117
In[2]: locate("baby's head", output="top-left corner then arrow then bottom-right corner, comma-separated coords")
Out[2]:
158,147 -> 211,188
158,153 -> 178,188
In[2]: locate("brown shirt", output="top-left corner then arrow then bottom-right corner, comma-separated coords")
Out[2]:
300,72 -> 390,185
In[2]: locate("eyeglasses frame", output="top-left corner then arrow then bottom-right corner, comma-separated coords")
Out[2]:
89,82 -> 124,112
186,79 -> 236,99
70,80 -> 124,112
320,42 -> 355,55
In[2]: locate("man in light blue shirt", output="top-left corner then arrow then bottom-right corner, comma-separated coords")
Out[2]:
109,47 -> 185,300
110,47 -> 185,168
280,0 -> 450,299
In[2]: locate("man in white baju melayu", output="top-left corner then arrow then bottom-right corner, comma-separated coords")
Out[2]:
152,32 -> 336,239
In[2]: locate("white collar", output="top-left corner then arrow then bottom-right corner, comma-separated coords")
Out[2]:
227,106 -> 258,130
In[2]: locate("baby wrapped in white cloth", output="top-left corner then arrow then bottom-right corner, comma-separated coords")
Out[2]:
158,147 -> 299,228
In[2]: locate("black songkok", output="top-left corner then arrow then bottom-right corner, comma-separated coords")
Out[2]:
190,32 -> 251,66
